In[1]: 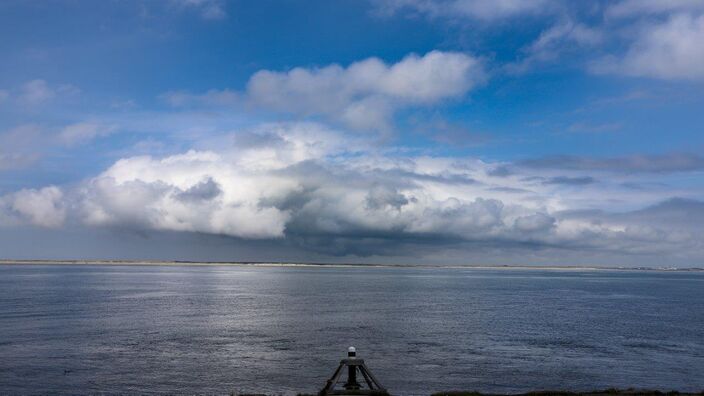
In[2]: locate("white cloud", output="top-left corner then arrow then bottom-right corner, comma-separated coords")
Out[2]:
593,13 -> 704,80
0,89 -> 9,103
246,51 -> 485,130
58,122 -> 117,146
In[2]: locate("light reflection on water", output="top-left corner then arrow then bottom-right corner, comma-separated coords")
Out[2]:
0,265 -> 703,395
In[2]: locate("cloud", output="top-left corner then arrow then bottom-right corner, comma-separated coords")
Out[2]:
508,19 -> 604,73
627,197 -> 704,226
376,1 -> 703,81
0,121 -> 117,172
0,124 -> 44,170
486,165 -> 512,177
566,121 -> 623,134
605,0 -> 704,19
17,79 -> 79,106
375,0 -> 554,21
160,89 -> 239,107
58,122 -> 117,146
542,176 -> 595,185
0,186 -> 66,228
74,122 -> 348,239
176,177 -> 222,202
2,122 -> 703,261
18,80 -> 55,105
593,13 -> 704,80
553,198 -> 704,256
0,152 -> 39,171
174,0 -> 226,20
110,99 -> 138,110
0,120 -> 119,173
410,118 -> 491,147
514,212 -> 555,232
246,51 -> 485,130
365,185 -> 411,210
520,153 -> 704,173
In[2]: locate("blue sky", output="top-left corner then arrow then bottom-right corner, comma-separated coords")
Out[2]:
1,0 -> 704,266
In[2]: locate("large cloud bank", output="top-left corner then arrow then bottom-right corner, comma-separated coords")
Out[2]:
2,122 -> 702,260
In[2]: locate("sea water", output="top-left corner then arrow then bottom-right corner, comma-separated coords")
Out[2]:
1,264 -> 703,395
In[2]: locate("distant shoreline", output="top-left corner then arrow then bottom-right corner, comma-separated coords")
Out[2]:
1,259 -> 702,272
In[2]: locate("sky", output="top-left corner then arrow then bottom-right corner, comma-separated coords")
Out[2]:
1,0 -> 703,266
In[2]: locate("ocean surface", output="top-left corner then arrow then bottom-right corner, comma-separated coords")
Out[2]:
0,264 -> 703,395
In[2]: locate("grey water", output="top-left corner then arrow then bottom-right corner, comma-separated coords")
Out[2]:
1,265 -> 703,395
